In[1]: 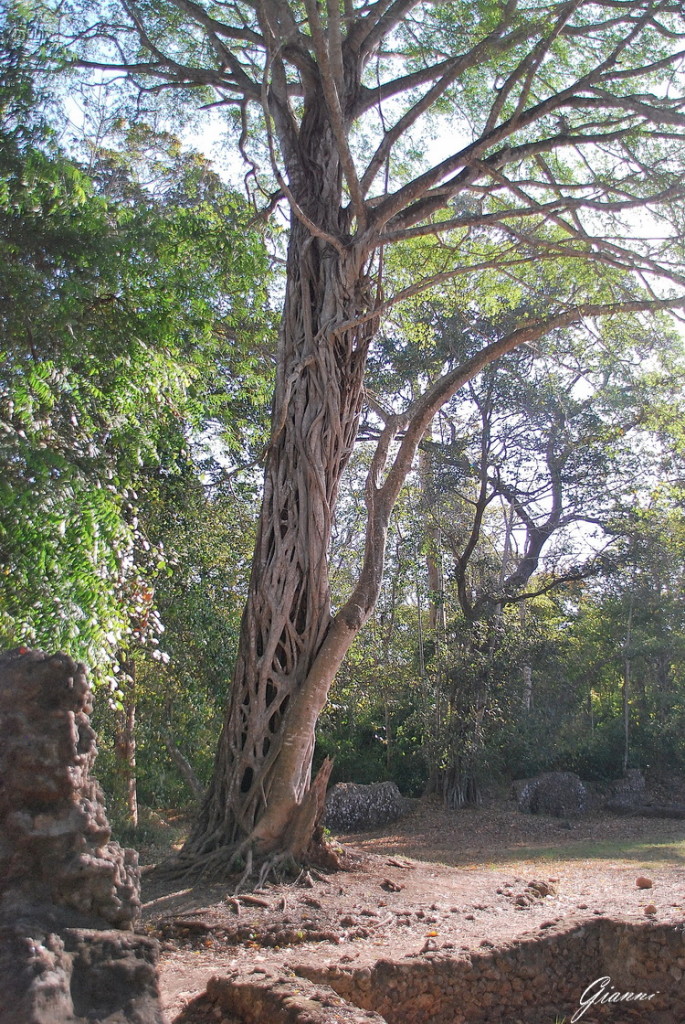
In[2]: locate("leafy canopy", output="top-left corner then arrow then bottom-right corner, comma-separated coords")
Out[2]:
0,15 -> 273,674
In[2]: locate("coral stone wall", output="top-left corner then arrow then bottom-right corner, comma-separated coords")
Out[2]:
0,649 -> 161,1024
295,918 -> 685,1024
0,648 -> 140,928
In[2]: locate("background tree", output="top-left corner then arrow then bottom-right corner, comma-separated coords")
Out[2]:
93,460 -> 264,827
0,16 -> 271,673
351,293 -> 685,804
575,496 -> 685,776
44,0 -> 685,873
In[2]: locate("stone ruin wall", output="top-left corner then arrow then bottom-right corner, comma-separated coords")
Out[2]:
0,648 -> 161,1024
202,917 -> 684,1024
301,917 -> 685,1023
5,647 -> 682,1024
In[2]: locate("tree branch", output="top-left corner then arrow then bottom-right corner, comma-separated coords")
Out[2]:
338,293 -> 685,633
356,0 -> 425,60
359,21 -> 513,197
302,0 -> 367,227
378,295 -> 685,517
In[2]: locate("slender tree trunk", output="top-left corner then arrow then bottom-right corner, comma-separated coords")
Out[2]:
115,659 -> 138,828
520,602 -> 533,711
622,597 -> 634,775
418,425 -> 445,632
162,729 -> 205,803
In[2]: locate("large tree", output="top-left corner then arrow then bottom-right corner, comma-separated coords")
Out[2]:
49,0 -> 685,874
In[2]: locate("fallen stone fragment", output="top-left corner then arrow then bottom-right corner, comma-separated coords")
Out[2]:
380,878 -> 404,893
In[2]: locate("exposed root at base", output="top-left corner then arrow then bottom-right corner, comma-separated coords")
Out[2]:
146,833 -> 351,893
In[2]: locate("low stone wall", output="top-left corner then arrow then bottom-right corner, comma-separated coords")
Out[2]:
286,917 -> 685,1024
207,969 -> 387,1024
601,918 -> 685,1008
200,917 -> 684,1023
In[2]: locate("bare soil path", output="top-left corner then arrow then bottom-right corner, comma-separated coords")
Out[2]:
140,797 -> 685,1022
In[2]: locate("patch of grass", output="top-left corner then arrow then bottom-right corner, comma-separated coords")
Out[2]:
479,837 -> 685,868
111,806 -> 191,864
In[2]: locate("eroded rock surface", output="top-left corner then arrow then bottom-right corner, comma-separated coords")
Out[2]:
515,771 -> 588,818
0,648 -> 162,1024
324,781 -> 408,833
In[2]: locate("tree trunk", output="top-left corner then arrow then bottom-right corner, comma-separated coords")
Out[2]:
115,659 -> 138,828
623,596 -> 634,775
182,104 -> 380,865
162,729 -> 205,803
418,425 -> 445,632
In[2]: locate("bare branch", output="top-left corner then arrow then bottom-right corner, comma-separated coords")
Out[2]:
166,0 -> 265,47
354,7 -> 534,116
486,0 -> 579,133
359,22 -> 512,197
355,0 -> 424,60
370,3 -> 680,231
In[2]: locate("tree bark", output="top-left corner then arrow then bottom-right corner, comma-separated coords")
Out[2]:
162,729 -> 205,803
418,425 -> 446,632
114,660 -> 138,828
182,88 -> 381,864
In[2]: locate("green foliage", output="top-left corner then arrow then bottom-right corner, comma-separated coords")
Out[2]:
316,622 -> 427,796
91,460 -> 261,815
0,19 -> 272,678
8,0 -> 685,820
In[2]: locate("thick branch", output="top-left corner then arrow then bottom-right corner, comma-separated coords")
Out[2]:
381,296 -> 685,518
332,295 -> 682,637
302,0 -> 367,226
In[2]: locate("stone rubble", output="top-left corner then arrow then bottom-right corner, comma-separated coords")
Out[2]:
514,771 -> 588,818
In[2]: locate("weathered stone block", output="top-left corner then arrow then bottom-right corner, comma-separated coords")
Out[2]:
0,924 -> 162,1024
0,648 -> 140,927
515,771 -> 588,817
323,781 -> 408,833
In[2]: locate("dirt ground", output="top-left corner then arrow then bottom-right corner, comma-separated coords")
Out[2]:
140,797 -> 685,1022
